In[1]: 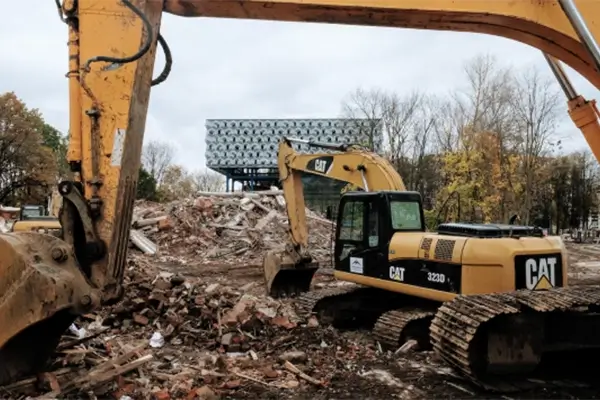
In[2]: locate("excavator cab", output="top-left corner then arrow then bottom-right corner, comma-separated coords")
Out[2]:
19,205 -> 46,220
334,191 -> 424,275
11,205 -> 62,236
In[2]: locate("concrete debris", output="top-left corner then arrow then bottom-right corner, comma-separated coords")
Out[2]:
2,199 -> 598,399
150,332 -> 165,348
1,260 -> 389,399
129,191 -> 334,265
130,229 -> 159,255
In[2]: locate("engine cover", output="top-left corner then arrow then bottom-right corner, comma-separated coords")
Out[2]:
437,222 -> 544,238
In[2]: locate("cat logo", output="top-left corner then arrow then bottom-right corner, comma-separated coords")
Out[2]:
389,266 -> 405,282
314,159 -> 328,173
525,256 -> 557,290
308,156 -> 333,175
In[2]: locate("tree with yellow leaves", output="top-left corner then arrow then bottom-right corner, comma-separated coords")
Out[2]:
0,92 -> 59,205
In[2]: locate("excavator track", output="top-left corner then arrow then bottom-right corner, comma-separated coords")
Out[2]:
296,284 -> 414,329
372,309 -> 436,351
430,287 -> 600,392
295,285 -> 364,322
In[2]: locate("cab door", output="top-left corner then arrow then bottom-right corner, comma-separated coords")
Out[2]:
334,193 -> 388,278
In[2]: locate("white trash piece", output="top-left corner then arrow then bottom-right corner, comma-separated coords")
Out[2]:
69,323 -> 87,339
149,331 -> 165,348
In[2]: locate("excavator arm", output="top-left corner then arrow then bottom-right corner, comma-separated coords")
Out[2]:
264,136 -> 405,297
278,137 -> 405,246
543,54 -> 600,163
1,0 -> 600,387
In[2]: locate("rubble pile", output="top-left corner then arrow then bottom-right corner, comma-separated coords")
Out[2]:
4,242 -> 600,398
3,265 -> 391,399
130,191 -> 335,265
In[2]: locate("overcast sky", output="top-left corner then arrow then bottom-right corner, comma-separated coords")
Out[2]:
1,5 -> 598,172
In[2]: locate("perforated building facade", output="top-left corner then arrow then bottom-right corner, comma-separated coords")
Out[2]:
205,118 -> 383,193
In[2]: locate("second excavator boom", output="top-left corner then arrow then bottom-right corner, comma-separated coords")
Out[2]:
264,137 -> 405,297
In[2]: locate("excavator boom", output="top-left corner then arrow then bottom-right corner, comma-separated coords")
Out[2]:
264,137 -> 405,297
1,0 -> 600,389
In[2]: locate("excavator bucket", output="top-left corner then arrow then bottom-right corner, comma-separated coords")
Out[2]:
263,249 -> 319,298
0,232 -> 97,385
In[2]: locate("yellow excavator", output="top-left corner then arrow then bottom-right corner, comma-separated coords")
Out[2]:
11,191 -> 63,235
267,136 -> 569,390
1,0 -> 600,392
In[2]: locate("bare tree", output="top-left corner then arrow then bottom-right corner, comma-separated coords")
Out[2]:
452,54 -> 518,140
341,87 -> 387,150
382,91 -> 425,167
341,87 -> 426,160
511,65 -> 560,223
341,87 -> 438,200
434,55 -> 526,221
191,169 -> 225,192
408,97 -> 437,190
431,98 -> 463,152
142,139 -> 175,186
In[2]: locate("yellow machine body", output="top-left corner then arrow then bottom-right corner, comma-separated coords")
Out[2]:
337,232 -> 568,303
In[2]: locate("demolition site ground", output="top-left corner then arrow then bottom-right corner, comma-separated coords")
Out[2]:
3,194 -> 600,399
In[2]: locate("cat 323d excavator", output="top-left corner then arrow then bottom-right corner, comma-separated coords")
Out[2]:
2,0 -> 600,392
265,135 -> 571,391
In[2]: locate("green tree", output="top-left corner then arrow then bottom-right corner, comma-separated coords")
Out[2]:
41,123 -> 69,178
0,92 -> 58,205
137,167 -> 157,200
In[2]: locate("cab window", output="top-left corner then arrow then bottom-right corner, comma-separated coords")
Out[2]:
21,208 -> 43,219
390,201 -> 422,230
367,201 -> 379,247
339,201 -> 364,241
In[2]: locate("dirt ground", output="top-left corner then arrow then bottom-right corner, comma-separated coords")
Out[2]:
5,241 -> 600,399
139,240 -> 600,400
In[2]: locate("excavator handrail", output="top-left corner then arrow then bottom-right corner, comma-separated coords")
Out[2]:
284,136 -> 370,153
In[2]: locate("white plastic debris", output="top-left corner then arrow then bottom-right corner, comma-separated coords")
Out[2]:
0,219 -> 7,233
149,331 -> 165,348
120,396 -> 134,400
69,323 -> 86,339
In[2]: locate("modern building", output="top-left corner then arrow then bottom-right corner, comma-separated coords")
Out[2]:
205,118 -> 383,216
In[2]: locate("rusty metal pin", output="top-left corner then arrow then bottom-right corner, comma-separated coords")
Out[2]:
51,247 -> 68,263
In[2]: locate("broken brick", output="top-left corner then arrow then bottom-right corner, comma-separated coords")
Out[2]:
153,389 -> 171,400
222,380 -> 241,389
133,313 -> 149,326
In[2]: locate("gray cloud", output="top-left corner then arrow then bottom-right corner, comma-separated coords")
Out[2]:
1,4 -> 597,170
